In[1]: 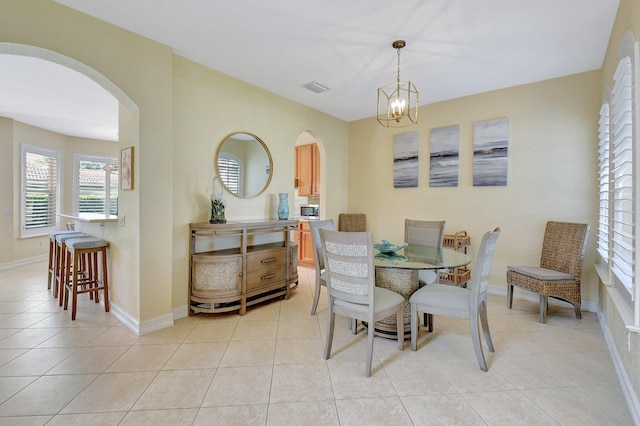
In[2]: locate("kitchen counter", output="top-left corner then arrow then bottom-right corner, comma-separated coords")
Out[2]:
58,213 -> 118,224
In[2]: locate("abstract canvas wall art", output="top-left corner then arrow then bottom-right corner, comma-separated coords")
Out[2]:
473,117 -> 508,186
393,131 -> 419,188
430,125 -> 460,187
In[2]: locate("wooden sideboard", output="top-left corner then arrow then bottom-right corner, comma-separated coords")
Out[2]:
189,220 -> 298,316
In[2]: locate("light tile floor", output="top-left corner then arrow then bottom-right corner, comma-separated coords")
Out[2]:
0,261 -> 634,425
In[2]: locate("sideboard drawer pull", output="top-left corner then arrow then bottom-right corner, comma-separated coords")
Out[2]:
261,258 -> 276,263
261,274 -> 276,280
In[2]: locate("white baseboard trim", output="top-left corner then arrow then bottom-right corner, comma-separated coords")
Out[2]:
173,305 -> 189,320
0,254 -> 47,271
109,302 -> 175,336
109,302 -> 141,336
599,312 -> 640,425
139,313 -> 175,336
486,284 -> 598,313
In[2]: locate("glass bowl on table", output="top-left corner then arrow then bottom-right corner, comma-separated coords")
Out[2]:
374,240 -> 408,255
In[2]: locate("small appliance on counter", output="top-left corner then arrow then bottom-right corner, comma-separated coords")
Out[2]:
299,204 -> 319,220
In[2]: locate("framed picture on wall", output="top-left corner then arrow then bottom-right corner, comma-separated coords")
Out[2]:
473,117 -> 509,186
393,131 -> 419,188
121,146 -> 134,190
429,125 -> 460,187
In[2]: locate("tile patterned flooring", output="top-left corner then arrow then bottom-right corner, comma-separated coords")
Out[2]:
0,260 -> 634,425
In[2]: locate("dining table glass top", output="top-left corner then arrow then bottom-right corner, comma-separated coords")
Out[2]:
374,244 -> 471,270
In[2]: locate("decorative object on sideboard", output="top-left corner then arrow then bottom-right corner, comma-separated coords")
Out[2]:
377,40 -> 419,128
209,176 -> 226,224
277,192 -> 289,220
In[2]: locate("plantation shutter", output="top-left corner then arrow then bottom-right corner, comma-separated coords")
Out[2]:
218,156 -> 240,194
597,102 -> 610,260
610,56 -> 634,295
23,149 -> 58,233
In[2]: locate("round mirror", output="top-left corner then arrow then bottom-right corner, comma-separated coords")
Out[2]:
215,132 -> 273,198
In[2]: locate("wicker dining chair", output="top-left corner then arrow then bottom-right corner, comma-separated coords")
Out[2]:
506,221 -> 589,323
338,214 -> 366,232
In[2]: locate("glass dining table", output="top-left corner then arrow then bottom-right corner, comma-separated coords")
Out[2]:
372,244 -> 471,338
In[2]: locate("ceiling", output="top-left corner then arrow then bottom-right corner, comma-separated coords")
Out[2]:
2,0 -> 619,141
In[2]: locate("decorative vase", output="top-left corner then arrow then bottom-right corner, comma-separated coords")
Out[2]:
209,176 -> 227,224
277,192 -> 289,220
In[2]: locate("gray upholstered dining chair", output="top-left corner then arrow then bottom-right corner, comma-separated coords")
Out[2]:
404,219 -> 446,330
404,219 -> 446,286
309,219 -> 335,315
319,229 -> 405,377
506,221 -> 589,323
409,227 -> 501,372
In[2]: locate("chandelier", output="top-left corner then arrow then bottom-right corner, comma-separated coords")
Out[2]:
377,40 -> 418,128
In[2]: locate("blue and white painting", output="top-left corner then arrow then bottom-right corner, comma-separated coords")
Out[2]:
473,117 -> 509,186
430,125 -> 460,187
393,131 -> 419,188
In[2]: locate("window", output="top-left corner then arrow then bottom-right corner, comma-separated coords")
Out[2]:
597,31 -> 640,331
74,154 -> 119,215
21,144 -> 60,237
218,153 -> 242,195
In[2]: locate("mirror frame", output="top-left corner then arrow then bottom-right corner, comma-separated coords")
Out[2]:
215,132 -> 273,198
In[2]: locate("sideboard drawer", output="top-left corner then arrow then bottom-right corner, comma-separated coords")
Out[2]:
246,265 -> 287,291
246,248 -> 286,271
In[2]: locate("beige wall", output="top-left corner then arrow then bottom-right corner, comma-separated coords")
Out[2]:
171,56 -> 349,310
0,0 -> 172,325
0,118 -> 14,264
12,122 -> 71,259
598,0 -> 640,412
349,71 -> 601,304
1,0 -> 350,328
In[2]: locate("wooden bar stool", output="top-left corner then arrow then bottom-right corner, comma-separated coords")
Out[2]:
48,230 -> 83,291
63,237 -> 109,320
53,232 -> 87,302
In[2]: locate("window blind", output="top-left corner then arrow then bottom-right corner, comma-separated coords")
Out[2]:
218,156 -> 240,194
610,56 -> 634,295
598,102 -> 610,260
23,149 -> 58,233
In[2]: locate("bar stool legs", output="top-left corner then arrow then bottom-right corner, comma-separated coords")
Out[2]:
63,237 -> 109,320
52,232 -> 87,302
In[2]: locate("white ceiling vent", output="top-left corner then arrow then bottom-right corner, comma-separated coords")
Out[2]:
303,81 -> 330,94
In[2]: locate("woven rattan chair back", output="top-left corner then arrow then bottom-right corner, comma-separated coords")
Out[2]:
338,214 -> 366,232
540,221 -> 589,279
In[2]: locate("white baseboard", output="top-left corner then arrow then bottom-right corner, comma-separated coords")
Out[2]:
109,302 -> 141,335
173,305 -> 189,320
0,254 -> 47,271
599,312 -> 640,425
109,302 -> 175,336
486,284 -> 598,313
139,312 -> 175,336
